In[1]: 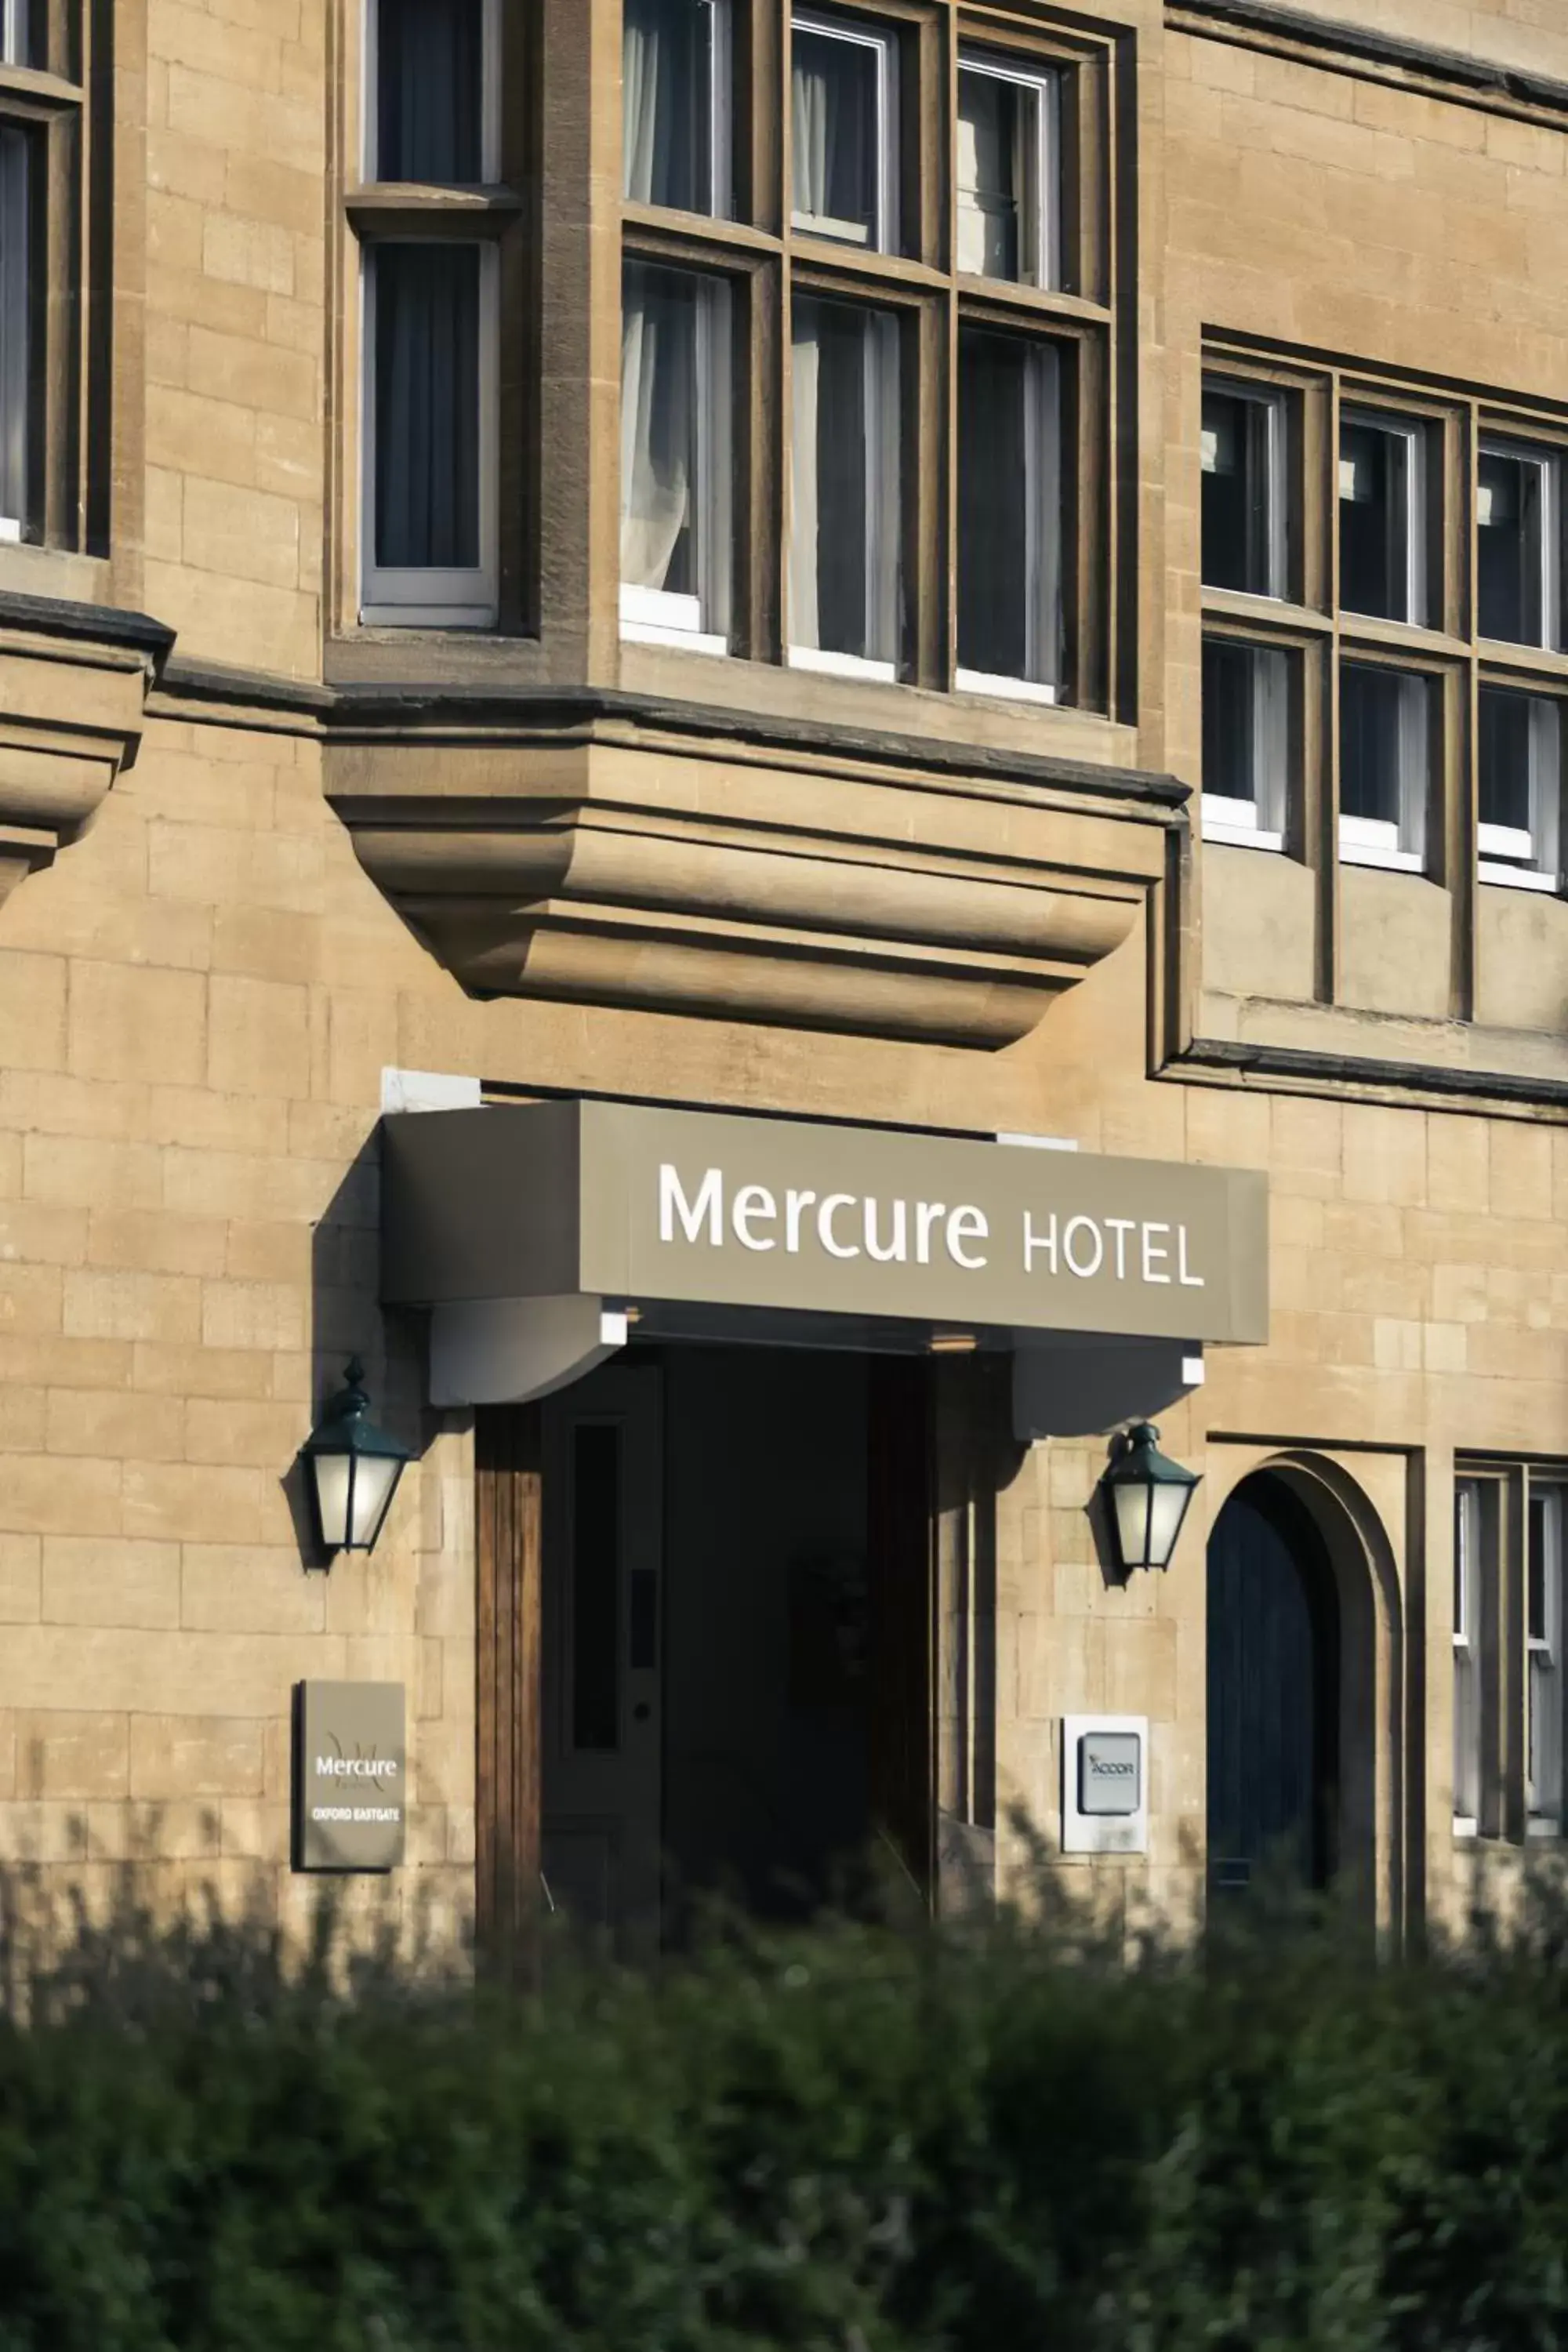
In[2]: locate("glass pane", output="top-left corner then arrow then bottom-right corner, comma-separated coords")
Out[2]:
1479,684 -> 1536,840
376,0 -> 484,182
1478,446 -> 1552,648
373,243 -> 481,569
1340,416 -> 1420,622
793,20 -> 882,246
572,1424 -> 621,1752
1530,1493 -> 1548,1642
957,328 -> 1061,685
0,124 -> 29,535
624,0 -> 719,213
1203,388 -> 1279,596
2,0 -> 30,68
1340,663 -> 1425,837
957,69 -> 1036,281
789,296 -> 898,662
1203,638 -> 1289,824
621,260 -> 699,597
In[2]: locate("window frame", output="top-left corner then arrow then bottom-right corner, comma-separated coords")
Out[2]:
1477,433 -> 1562,655
619,261 -> 733,656
358,238 -> 501,629
789,5 -> 900,256
1337,657 -> 1432,874
1478,679 -> 1563,895
622,0 -> 733,222
786,289 -> 902,681
1338,404 -> 1429,630
1201,374 -> 1289,604
1454,1478 -> 1483,1835
1200,630 -> 1292,851
1527,1484 -> 1565,1835
953,324 -> 1063,704
363,0 -> 503,185
955,45 -> 1061,293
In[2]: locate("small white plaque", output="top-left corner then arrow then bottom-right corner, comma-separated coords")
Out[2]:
1061,1714 -> 1149,1855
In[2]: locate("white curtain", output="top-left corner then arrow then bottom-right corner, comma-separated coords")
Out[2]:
622,1 -> 662,204
0,125 -> 27,530
620,271 -> 691,590
788,316 -> 822,647
792,43 -> 829,221
956,75 -> 1011,277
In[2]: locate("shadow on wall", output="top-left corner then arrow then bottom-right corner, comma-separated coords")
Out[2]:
280,1124 -> 430,1571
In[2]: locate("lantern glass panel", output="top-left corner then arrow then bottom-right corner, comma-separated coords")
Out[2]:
1112,1479 -> 1152,1570
313,1452 -> 354,1552
1147,1479 -> 1192,1568
351,1452 -> 404,1550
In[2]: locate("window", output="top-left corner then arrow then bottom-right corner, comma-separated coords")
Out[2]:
622,11 -> 1111,699
1,3 -> 29,65
1454,1481 -> 1484,1832
1201,637 -> 1289,848
0,118 -> 30,543
623,0 -> 731,217
1339,662 -> 1428,871
956,52 -> 1059,289
791,10 -> 897,252
1529,1488 -> 1565,1833
354,0 -> 503,627
1479,685 -> 1561,891
1478,438 -> 1562,651
620,261 -> 731,652
1202,382 -> 1286,599
789,298 -> 898,675
956,328 -> 1062,700
1340,410 -> 1428,626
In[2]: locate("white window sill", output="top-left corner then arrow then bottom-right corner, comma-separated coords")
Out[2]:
1526,1815 -> 1562,1839
1338,833 -> 1424,874
955,667 -> 1059,707
1203,821 -> 1286,853
787,645 -> 897,684
359,604 -> 498,630
1479,861 -> 1560,894
0,517 -> 20,546
1453,1815 -> 1479,1839
791,211 -> 876,249
620,620 -> 729,658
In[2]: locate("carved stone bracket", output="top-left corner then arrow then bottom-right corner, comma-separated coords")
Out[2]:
0,593 -> 172,907
328,694 -> 1188,1051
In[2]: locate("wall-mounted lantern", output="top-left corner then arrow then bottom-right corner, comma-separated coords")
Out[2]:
1100,1421 -> 1200,1574
301,1358 -> 412,1557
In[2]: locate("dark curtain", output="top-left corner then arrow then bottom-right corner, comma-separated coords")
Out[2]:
378,0 -> 484,182
958,328 -> 1029,679
374,243 -> 480,569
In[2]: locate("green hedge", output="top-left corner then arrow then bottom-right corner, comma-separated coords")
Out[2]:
0,1875 -> 1566,2349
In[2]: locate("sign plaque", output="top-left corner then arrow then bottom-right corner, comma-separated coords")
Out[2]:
1061,1714 -> 1149,1855
294,1681 -> 405,1871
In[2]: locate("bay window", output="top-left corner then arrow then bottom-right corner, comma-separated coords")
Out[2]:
956,52 -> 1059,289
1479,684 -> 1561,891
1529,1487 -> 1565,1834
791,9 -> 898,252
620,262 -> 731,652
1451,1466 -> 1568,1846
956,329 -> 1061,700
789,297 -> 899,676
623,0 -> 731,217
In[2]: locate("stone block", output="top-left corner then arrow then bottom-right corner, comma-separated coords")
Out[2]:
130,1713 -> 267,1801
15,1711 -> 130,1801
67,960 -> 207,1090
43,1538 -> 181,1630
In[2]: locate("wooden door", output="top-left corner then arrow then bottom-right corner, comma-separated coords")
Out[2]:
1207,1475 -> 1339,1894
475,1403 -> 543,1979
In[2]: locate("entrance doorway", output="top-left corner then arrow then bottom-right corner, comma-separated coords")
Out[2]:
477,1343 -> 935,1962
1207,1473 -> 1340,1895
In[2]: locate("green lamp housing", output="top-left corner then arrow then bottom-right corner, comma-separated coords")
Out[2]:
302,1358 -> 412,1555
1101,1421 -> 1201,1573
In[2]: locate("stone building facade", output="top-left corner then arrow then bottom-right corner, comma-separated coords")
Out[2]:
0,0 -> 1565,1955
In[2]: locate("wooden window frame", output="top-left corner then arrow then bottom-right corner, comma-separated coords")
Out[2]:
1454,1462 -> 1568,1847
619,2 -> 1121,713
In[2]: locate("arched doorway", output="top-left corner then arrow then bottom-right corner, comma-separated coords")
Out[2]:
1207,1473 -> 1341,1894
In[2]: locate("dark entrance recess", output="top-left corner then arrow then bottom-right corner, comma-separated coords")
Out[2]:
1207,1473 -> 1340,1895
475,1346 -> 935,1969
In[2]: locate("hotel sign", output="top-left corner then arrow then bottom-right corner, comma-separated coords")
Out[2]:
383,1099 -> 1269,1345
293,1681 -> 405,1872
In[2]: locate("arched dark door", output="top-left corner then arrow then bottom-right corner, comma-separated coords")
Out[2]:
1207,1475 -> 1339,1893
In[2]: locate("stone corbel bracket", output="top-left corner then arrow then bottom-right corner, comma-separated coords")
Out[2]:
327,691 -> 1189,1051
0,593 -> 174,906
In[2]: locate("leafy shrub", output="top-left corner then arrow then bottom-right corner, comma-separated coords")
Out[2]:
0,1863 -> 1564,2348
